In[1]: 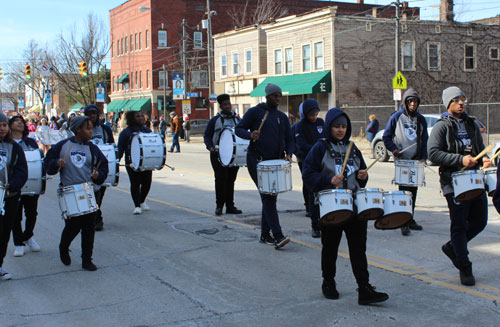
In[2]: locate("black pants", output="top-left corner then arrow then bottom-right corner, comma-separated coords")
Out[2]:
398,185 -> 417,214
12,194 -> 39,246
445,193 -> 488,265
60,212 -> 96,261
126,166 -> 152,207
321,218 -> 369,286
297,161 -> 310,212
0,196 -> 21,266
94,187 -> 107,224
210,152 -> 239,209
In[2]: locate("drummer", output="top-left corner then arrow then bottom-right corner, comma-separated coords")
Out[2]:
428,86 -> 490,286
302,108 -> 388,305
235,83 -> 294,249
203,94 -> 242,216
0,112 -> 28,281
9,116 -> 42,257
383,88 -> 428,236
117,111 -> 153,215
84,104 -> 115,231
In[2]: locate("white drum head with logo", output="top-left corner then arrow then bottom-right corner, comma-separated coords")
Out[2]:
218,129 -> 235,167
130,135 -> 141,170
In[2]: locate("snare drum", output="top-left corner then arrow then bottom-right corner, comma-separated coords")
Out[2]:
21,149 -> 46,195
257,160 -> 292,195
484,168 -> 497,197
393,160 -> 425,186
318,189 -> 353,226
355,188 -> 384,221
374,191 -> 412,230
218,127 -> 249,167
57,182 -> 98,219
98,144 -> 119,186
130,133 -> 166,171
452,170 -> 485,201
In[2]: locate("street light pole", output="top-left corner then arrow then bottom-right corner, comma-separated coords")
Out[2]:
182,18 -> 187,101
207,0 -> 214,117
394,0 -> 401,111
163,64 -> 167,119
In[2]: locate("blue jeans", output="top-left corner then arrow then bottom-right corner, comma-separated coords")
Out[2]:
170,132 -> 180,152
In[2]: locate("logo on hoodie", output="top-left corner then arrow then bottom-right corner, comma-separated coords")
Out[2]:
0,149 -> 7,171
403,120 -> 417,141
70,150 -> 87,168
91,135 -> 103,145
317,126 -> 323,134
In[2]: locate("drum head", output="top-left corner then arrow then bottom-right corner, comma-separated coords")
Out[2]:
218,129 -> 234,167
357,208 -> 384,221
320,210 -> 353,226
130,135 -> 141,170
455,189 -> 484,202
374,212 -> 412,230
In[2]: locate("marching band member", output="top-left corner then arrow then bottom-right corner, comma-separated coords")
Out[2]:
235,83 -> 294,249
0,112 -> 29,280
302,108 -> 389,305
117,111 -> 152,214
9,116 -> 41,257
203,94 -> 242,216
428,86 -> 490,286
45,116 -> 108,271
84,104 -> 115,231
383,88 -> 428,236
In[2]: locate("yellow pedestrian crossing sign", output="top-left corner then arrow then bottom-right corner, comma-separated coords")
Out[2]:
392,71 -> 407,90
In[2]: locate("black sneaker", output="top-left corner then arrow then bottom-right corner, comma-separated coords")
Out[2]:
441,241 -> 460,270
401,225 -> 411,236
358,284 -> 389,305
82,260 -> 98,271
312,228 -> 321,238
59,245 -> 71,266
459,262 -> 475,286
274,235 -> 290,249
322,280 -> 339,300
215,207 -> 223,216
226,207 -> 242,214
408,220 -> 423,230
95,220 -> 104,231
305,211 -> 312,217
259,233 -> 275,245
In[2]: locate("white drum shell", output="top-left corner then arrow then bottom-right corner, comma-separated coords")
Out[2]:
0,183 -> 6,214
383,191 -> 412,216
130,133 -> 166,171
57,182 -> 98,219
218,128 -> 249,167
393,160 -> 425,186
484,169 -> 497,196
318,189 -> 353,219
452,170 -> 484,199
21,149 -> 46,195
257,160 -> 292,194
355,188 -> 384,215
98,144 -> 119,186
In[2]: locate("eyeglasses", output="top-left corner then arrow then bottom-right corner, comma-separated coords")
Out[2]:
452,96 -> 467,104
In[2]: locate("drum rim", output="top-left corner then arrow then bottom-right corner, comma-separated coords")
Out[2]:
257,159 -> 290,167
218,128 -> 237,167
318,188 -> 353,195
356,188 -> 384,193
383,190 -> 412,196
451,169 -> 483,176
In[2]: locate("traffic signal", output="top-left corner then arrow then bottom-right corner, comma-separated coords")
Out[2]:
0,67 -> 3,80
78,61 -> 88,77
25,65 -> 31,79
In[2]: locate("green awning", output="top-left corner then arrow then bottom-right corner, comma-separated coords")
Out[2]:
117,73 -> 129,83
69,103 -> 83,111
250,71 -> 332,97
107,98 -> 151,112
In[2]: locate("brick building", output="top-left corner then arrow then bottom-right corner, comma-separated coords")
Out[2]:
108,0 -> 418,119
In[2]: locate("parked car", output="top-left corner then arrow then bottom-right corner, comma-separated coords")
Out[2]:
189,119 -> 210,135
371,114 -> 487,162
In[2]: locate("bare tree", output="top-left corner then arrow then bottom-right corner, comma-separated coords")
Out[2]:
228,0 -> 289,28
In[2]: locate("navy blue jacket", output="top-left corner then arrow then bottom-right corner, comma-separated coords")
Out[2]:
203,112 -> 239,150
44,137 -> 108,186
293,117 -> 325,160
235,102 -> 294,160
366,119 -> 379,142
302,108 -> 367,193
117,126 -> 152,164
383,108 -> 428,159
20,136 -> 39,150
3,141 -> 28,194
97,121 -> 115,144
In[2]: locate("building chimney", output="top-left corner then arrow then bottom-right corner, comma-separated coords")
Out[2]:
440,0 -> 454,22
372,8 -> 378,18
358,0 -> 364,4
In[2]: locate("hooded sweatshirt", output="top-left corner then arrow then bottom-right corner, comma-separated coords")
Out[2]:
293,103 -> 325,161
0,140 -> 28,196
203,111 -> 241,150
235,102 -> 293,160
302,108 -> 367,193
383,88 -> 428,160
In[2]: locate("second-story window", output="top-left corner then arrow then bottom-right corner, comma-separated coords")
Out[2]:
245,49 -> 252,74
193,32 -> 203,49
464,44 -> 476,71
139,32 -> 142,49
303,44 -> 311,72
427,42 -> 440,71
402,40 -> 415,71
285,48 -> 293,74
146,29 -> 149,48
314,42 -> 324,70
233,52 -> 239,76
221,54 -> 227,77
158,30 -> 167,47
274,49 -> 282,74
146,70 -> 150,88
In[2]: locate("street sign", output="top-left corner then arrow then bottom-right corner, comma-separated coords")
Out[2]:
172,73 -> 184,100
187,92 -> 199,98
44,89 -> 52,103
96,82 -> 105,103
392,71 -> 407,90
41,64 -> 51,77
18,96 -> 25,109
182,100 -> 191,115
393,89 -> 402,101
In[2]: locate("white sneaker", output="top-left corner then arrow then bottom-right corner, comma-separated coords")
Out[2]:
13,246 -> 24,257
140,202 -> 150,211
0,267 -> 12,280
26,238 -> 41,252
133,207 -> 142,215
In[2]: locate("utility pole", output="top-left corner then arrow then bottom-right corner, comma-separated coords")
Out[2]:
163,63 -> 167,119
182,18 -> 187,101
394,0 -> 400,111
207,0 -> 214,117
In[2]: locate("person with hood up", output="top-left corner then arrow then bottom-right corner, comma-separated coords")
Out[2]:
204,94 -> 243,216
84,104 -> 115,231
235,83 -> 294,249
382,88 -> 428,236
44,115 -> 108,271
428,86 -> 490,286
293,98 -> 325,238
302,108 -> 389,305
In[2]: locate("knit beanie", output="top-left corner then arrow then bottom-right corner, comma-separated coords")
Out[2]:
265,83 -> 282,96
0,111 -> 8,123
442,87 -> 465,109
70,116 -> 90,133
83,104 -> 98,116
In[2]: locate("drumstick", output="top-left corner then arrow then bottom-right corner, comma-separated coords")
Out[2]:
481,149 -> 500,171
365,157 -> 380,171
252,111 -> 269,142
460,144 -> 494,172
340,142 -> 354,176
399,143 -> 417,154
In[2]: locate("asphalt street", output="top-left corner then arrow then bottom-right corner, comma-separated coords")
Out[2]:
1,136 -> 499,327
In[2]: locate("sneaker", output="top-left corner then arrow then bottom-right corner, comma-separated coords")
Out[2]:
312,228 -> 321,238
226,206 -> 242,214
401,225 -> 411,236
133,207 -> 142,215
408,220 -> 423,230
140,202 -> 150,211
0,267 -> 12,280
215,207 -> 223,216
26,238 -> 41,252
358,284 -> 389,305
59,245 -> 71,266
13,246 -> 25,257
441,241 -> 460,270
82,260 -> 98,271
305,211 -> 312,217
95,220 -> 104,231
259,233 -> 275,245
274,235 -> 290,249
322,280 -> 339,299
459,262 -> 475,286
